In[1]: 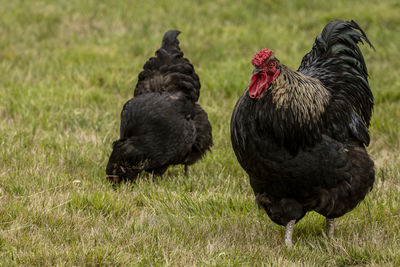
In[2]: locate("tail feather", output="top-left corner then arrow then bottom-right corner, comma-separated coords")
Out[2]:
134,30 -> 200,101
299,20 -> 373,80
316,20 -> 373,79
159,30 -> 182,56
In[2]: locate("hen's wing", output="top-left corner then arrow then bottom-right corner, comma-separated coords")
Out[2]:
184,103 -> 213,164
120,93 -> 196,169
298,20 -> 374,146
134,30 -> 200,102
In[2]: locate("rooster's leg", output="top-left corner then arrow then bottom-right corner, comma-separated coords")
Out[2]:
184,165 -> 189,177
284,219 -> 296,248
326,218 -> 335,238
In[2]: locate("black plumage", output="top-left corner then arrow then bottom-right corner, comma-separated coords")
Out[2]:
134,30 -> 201,102
230,20 -> 374,246
106,30 -> 212,182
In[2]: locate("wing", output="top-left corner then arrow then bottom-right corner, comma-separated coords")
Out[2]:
184,103 -> 213,164
298,20 -> 374,146
119,93 -> 196,167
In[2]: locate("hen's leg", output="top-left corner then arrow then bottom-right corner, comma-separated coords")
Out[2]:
326,218 -> 335,238
284,219 -> 296,248
150,166 -> 168,178
184,165 -> 189,177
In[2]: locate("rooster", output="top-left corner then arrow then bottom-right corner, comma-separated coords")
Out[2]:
106,30 -> 212,183
230,20 -> 375,247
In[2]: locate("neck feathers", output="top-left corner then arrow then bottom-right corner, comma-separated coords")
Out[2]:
259,65 -> 330,152
272,65 -> 330,125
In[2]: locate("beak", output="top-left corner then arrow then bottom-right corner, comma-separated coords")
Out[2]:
106,174 -> 120,183
252,67 -> 261,74
106,168 -> 121,183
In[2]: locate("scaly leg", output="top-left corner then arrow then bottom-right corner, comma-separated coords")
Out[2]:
284,219 -> 296,248
326,218 -> 335,238
184,165 -> 189,177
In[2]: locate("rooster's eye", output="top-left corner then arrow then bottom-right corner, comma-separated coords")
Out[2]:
268,62 -> 275,68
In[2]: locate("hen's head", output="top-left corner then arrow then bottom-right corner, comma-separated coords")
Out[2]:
106,139 -> 140,183
249,48 -> 280,99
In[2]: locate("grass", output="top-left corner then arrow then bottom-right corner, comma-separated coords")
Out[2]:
0,0 -> 400,265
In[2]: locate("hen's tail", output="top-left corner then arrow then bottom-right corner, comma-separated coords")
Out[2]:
134,30 -> 200,102
298,20 -> 374,128
159,30 -> 183,56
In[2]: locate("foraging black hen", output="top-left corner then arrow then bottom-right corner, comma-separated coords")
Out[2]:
106,30 -> 212,182
230,20 -> 375,246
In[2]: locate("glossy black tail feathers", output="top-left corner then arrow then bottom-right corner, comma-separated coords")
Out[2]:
159,30 -> 182,56
299,20 -> 374,81
318,20 -> 373,77
134,30 -> 200,101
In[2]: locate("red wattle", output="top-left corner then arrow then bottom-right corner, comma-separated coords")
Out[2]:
249,73 -> 268,99
248,69 -> 280,99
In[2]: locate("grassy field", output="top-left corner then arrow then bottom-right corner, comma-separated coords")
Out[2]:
1,0 -> 400,265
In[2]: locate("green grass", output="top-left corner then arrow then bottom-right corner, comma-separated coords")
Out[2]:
1,0 -> 400,265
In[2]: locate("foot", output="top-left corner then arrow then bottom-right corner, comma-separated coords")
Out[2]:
326,218 -> 334,238
284,220 -> 296,248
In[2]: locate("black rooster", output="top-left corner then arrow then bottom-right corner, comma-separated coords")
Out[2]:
231,20 -> 375,247
106,30 -> 212,183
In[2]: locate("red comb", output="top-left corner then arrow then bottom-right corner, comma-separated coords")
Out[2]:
251,49 -> 274,67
